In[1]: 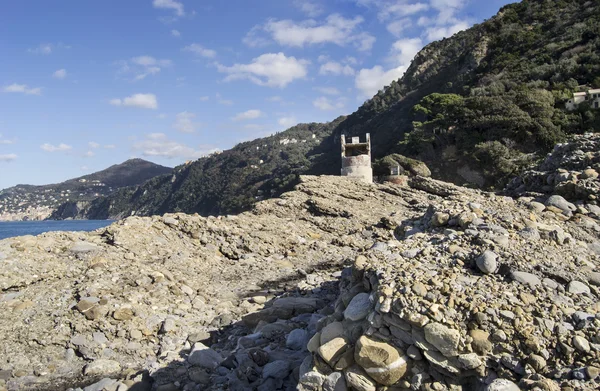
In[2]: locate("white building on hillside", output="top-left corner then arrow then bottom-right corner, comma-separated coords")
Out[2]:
566,89 -> 600,110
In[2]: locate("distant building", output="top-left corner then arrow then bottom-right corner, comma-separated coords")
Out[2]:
566,89 -> 600,110
341,134 -> 373,184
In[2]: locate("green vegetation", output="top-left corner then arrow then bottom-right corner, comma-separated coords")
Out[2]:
75,0 -> 600,218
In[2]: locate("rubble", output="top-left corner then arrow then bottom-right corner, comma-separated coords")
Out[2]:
0,134 -> 599,391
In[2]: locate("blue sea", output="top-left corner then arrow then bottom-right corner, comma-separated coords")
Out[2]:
0,220 -> 114,240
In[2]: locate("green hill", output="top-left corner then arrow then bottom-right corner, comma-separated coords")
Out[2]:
70,0 -> 600,219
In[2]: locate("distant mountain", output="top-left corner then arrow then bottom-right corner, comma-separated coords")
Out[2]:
0,159 -> 172,221
70,0 -> 600,220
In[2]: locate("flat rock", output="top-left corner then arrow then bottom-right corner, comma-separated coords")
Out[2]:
343,293 -> 371,321
511,271 -> 541,286
354,336 -> 407,385
424,322 -> 460,357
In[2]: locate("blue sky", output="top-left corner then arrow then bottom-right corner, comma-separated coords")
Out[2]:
0,0 -> 516,188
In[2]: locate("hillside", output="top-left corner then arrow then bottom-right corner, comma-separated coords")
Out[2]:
0,159 -> 172,221
71,0 -> 600,220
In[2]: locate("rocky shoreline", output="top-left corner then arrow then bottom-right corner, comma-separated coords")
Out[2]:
1,149 -> 599,390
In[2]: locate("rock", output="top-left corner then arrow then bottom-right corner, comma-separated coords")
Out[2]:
587,272 -> 600,286
587,366 -> 600,380
299,371 -> 327,391
581,168 -> 598,179
70,242 -> 100,253
567,281 -> 590,295
573,336 -> 590,353
83,359 -> 121,376
307,332 -> 321,353
321,322 -> 345,345
424,323 -> 460,357
431,212 -> 450,227
323,372 -> 347,391
527,354 -> 547,372
344,366 -> 376,391
262,360 -> 290,379
286,328 -> 308,350
457,353 -> 482,370
469,330 -> 492,355
476,250 -> 498,274
484,378 -> 520,391
112,307 -> 133,321
423,350 -> 461,376
511,271 -> 541,287
354,336 -> 407,385
343,293 -> 371,321
188,343 -> 223,369
319,337 -> 349,366
545,195 -> 576,216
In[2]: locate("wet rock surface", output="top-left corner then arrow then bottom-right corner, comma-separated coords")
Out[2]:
0,158 -> 599,390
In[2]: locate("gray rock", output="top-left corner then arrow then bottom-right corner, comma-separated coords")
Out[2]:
344,366 -> 376,391
70,242 -> 100,253
83,359 -> 121,376
262,360 -> 290,379
83,378 -> 117,391
518,227 -> 540,241
546,195 -> 576,215
573,336 -> 590,353
343,293 -> 371,321
286,328 -> 308,351
323,372 -> 347,391
299,371 -> 327,391
424,322 -> 460,357
568,281 -> 590,295
188,343 -> 223,369
511,271 -> 541,286
484,378 -> 520,391
320,321 -> 344,345
476,250 -> 498,274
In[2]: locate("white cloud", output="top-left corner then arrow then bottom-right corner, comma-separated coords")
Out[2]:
173,111 -> 201,133
183,44 -> 217,58
293,0 -> 324,17
233,109 -> 264,121
319,61 -> 355,76
110,93 -> 158,110
425,21 -> 470,40
171,29 -> 181,37
28,44 -> 53,55
245,14 -> 376,51
389,37 -> 423,65
313,96 -> 344,111
278,116 -> 297,128
267,96 -> 283,102
131,56 -> 172,67
53,69 -> 67,79
117,56 -> 172,81
152,0 -> 184,16
217,52 -> 309,88
84,150 -> 95,157
314,86 -> 340,95
3,83 -> 42,96
88,142 -> 100,149
133,133 -> 218,160
355,65 -> 406,97
354,37 -> 423,97
386,18 -> 412,37
40,143 -> 72,152
0,154 -> 17,162
199,96 -> 210,101
0,134 -> 15,145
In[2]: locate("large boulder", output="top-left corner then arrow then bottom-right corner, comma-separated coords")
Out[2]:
354,336 -> 408,385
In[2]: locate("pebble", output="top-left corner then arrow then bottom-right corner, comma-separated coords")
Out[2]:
476,250 -> 498,274
567,281 -> 590,295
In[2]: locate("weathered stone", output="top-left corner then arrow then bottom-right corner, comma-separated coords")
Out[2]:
321,322 -> 345,345
424,322 -> 460,357
343,293 -> 371,321
484,378 -> 520,391
354,336 -> 407,385
262,360 -> 290,379
318,337 -> 349,366
567,281 -> 590,295
83,360 -> 121,376
511,271 -> 541,286
469,330 -> 492,355
286,328 -> 308,350
188,343 -> 222,369
457,353 -> 482,370
573,336 -> 590,353
323,372 -> 347,391
344,366 -> 376,391
476,250 -> 498,274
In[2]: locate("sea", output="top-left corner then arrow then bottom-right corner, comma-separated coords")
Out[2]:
0,220 -> 114,240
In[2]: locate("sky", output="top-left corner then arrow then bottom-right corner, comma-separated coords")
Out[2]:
0,0 -> 516,189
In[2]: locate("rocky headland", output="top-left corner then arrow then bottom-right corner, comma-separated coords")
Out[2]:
1,136 -> 600,391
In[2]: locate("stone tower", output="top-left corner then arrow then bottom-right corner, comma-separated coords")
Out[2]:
341,133 -> 373,183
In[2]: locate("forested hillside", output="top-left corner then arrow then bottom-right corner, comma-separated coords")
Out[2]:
68,0 -> 600,219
